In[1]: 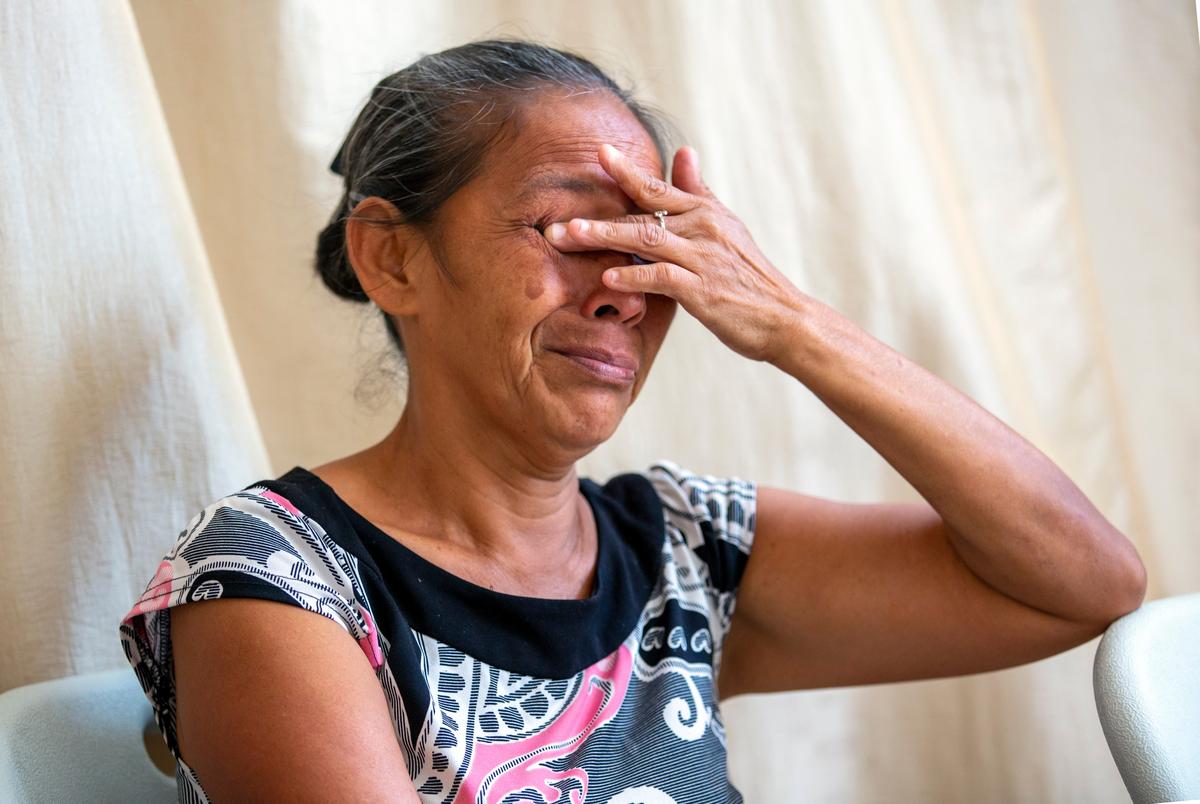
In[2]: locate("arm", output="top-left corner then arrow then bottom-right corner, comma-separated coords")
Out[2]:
716,292 -> 1147,696
767,294 -> 1146,625
545,142 -> 1148,697
172,598 -> 421,802
718,487 -> 1141,698
715,298 -> 1147,696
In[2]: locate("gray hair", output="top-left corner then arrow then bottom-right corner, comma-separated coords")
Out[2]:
314,38 -> 678,362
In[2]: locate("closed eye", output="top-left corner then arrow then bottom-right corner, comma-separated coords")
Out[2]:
527,215 -> 649,265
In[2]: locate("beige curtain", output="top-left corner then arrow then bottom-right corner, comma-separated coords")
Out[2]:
0,1 -> 270,688
2,1 -> 1197,801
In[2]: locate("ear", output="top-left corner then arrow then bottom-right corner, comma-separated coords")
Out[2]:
344,197 -> 426,316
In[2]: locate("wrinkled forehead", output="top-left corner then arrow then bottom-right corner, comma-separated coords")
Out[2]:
483,91 -> 664,202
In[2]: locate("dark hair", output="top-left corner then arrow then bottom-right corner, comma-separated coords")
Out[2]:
313,38 -> 676,361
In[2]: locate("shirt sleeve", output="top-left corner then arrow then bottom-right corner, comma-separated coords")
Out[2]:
116,485 -> 384,760
645,459 -> 757,678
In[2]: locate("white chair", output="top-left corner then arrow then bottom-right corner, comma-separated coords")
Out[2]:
1094,592 -> 1200,804
0,668 -> 176,803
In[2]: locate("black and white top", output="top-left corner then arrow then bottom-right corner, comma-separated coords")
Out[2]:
119,459 -> 757,803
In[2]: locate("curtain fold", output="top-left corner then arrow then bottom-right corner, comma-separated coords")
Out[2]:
0,0 -> 269,689
2,1 -> 1196,801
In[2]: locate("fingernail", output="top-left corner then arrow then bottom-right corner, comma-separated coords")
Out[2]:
601,143 -> 621,161
544,223 -> 566,242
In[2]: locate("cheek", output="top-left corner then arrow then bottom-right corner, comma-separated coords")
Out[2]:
483,238 -> 558,301
515,239 -> 572,302
519,251 -> 603,301
483,242 -> 566,334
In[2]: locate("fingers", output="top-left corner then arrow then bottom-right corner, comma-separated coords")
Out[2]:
671,146 -> 713,199
544,215 -> 688,262
599,144 -> 701,214
602,260 -> 700,303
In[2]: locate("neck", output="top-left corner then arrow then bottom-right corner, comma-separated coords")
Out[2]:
364,389 -> 590,570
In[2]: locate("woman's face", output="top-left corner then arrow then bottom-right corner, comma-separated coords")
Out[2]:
400,90 -> 677,460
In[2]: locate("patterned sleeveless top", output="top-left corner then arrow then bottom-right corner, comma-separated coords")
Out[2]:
118,460 -> 757,803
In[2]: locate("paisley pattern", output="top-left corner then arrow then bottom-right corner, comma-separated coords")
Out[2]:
118,459 -> 756,803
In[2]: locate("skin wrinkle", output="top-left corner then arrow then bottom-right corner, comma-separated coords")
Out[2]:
322,91 -> 675,599
514,176 -> 612,209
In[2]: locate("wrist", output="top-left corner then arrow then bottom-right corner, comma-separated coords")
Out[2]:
765,291 -> 838,378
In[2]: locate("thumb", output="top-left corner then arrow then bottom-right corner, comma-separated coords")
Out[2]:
671,146 -> 713,198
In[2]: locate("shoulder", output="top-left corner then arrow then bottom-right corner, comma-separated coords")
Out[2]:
179,484 -> 352,588
121,478 -> 378,649
644,459 -> 756,536
641,459 -> 758,594
117,479 -> 390,768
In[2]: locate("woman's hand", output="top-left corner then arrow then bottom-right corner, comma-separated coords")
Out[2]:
543,144 -> 804,363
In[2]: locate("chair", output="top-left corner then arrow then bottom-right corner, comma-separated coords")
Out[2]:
0,667 -> 176,803
1094,592 -> 1200,804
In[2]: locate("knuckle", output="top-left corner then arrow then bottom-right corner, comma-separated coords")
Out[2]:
698,216 -> 721,239
641,175 -> 668,199
655,263 -> 677,285
640,220 -> 667,247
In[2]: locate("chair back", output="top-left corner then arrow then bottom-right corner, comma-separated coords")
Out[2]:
0,668 -> 176,803
1094,592 -> 1200,804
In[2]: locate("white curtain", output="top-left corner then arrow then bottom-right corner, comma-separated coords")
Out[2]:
0,1 -> 270,689
2,1 -> 1197,801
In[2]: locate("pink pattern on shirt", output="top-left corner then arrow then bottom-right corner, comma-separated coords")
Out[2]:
122,559 -> 175,620
457,644 -> 633,803
260,489 -> 303,520
357,604 -> 385,669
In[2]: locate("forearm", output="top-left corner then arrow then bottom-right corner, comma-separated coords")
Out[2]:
555,139 -> 1147,621
770,292 -> 1147,623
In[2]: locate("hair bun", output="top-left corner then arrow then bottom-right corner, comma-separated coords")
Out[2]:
313,202 -> 370,303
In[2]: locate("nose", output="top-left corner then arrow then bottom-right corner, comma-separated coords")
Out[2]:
577,251 -> 646,326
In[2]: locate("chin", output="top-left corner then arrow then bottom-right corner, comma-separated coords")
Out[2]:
529,363 -> 636,451
546,400 -> 626,453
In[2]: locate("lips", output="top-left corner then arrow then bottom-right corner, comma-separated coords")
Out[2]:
549,345 -> 639,383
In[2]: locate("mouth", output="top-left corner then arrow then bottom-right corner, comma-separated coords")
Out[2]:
548,346 -> 638,384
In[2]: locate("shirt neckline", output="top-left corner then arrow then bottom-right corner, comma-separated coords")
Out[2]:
269,465 -> 668,678
288,465 -> 611,606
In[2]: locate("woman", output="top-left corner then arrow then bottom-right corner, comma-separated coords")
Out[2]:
119,39 -> 1146,803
